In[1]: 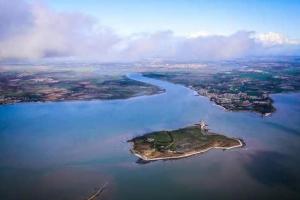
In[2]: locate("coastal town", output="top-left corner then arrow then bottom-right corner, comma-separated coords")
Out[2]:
144,61 -> 300,115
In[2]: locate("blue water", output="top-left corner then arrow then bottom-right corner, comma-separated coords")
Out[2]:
0,73 -> 299,200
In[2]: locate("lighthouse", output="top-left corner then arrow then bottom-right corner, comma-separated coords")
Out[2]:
199,120 -> 208,131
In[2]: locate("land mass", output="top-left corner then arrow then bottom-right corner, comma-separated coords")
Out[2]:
129,124 -> 243,161
0,68 -> 164,105
143,61 -> 300,115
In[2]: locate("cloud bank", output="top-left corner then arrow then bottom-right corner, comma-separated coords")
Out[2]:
0,0 -> 299,62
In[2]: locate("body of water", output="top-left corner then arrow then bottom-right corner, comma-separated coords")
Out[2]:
0,73 -> 299,200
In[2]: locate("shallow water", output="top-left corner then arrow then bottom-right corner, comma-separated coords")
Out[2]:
0,73 -> 299,200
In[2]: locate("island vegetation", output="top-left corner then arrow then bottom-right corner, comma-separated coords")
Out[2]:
129,122 -> 243,161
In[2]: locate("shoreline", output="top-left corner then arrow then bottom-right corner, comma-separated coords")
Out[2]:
130,138 -> 244,161
0,89 -> 166,107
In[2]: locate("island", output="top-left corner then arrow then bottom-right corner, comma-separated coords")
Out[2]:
128,122 -> 244,161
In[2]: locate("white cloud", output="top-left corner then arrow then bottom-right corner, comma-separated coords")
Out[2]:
256,32 -> 300,46
0,0 -> 299,62
0,0 -> 33,40
0,0 -> 120,61
187,31 -> 211,38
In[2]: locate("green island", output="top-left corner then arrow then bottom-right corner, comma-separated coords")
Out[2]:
129,122 -> 244,161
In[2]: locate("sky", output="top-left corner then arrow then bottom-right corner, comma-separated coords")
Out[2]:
0,0 -> 299,62
42,0 -> 300,39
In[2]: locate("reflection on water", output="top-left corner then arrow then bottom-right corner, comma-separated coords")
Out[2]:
0,73 -> 299,200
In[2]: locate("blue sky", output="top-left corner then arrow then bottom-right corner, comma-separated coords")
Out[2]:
1,0 -> 299,61
41,0 -> 300,38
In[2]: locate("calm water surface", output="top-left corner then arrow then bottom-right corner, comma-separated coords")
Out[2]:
0,73 -> 299,200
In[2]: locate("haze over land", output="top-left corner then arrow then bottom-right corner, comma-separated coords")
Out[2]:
1,0 -> 300,62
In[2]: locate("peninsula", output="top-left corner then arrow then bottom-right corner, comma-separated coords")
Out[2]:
143,61 -> 300,115
0,68 -> 164,105
129,122 -> 243,161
